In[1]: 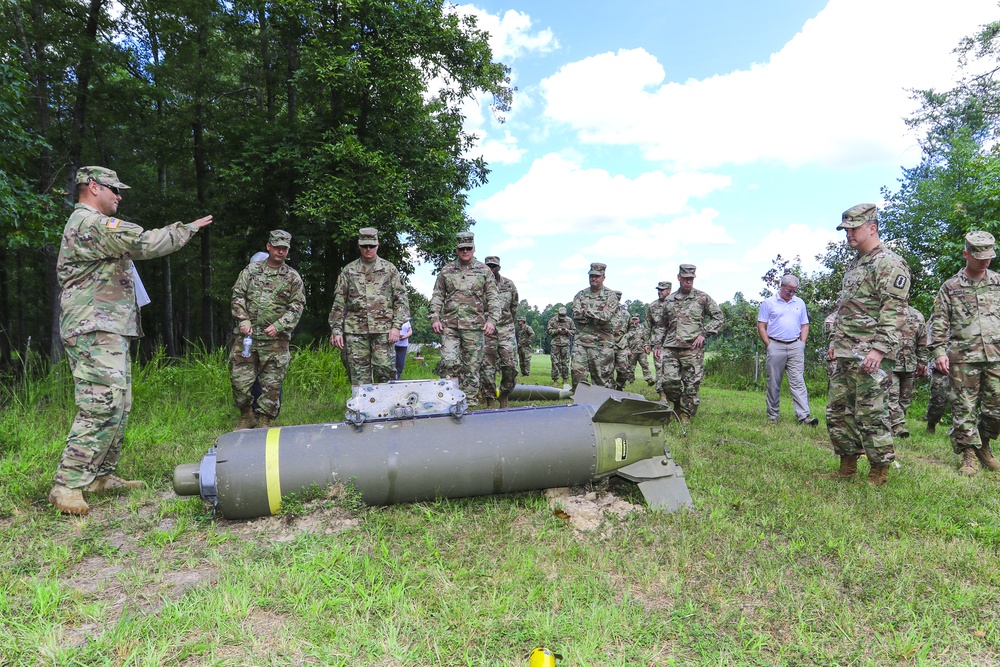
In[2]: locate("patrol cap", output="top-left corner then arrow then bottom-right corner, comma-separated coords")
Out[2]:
678,264 -> 696,277
484,255 -> 500,266
614,290 -> 622,298
657,280 -> 672,291
268,230 -> 292,247
966,230 -> 997,260
456,232 -> 475,249
76,166 -> 131,190
588,262 -> 606,276
358,228 -> 379,246
838,203 -> 878,230
558,307 -> 567,315
517,316 -> 526,321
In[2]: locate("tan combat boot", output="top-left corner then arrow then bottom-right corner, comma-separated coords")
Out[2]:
959,448 -> 979,476
975,445 -> 1000,472
820,454 -> 859,479
257,413 -> 273,429
867,464 -> 889,487
499,394 -> 510,409
657,392 -> 668,403
235,407 -> 256,430
49,484 -> 89,515
86,475 -> 144,493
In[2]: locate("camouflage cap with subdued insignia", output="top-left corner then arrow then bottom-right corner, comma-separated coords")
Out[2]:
678,264 -> 696,277
838,203 -> 878,230
517,316 -> 526,321
588,262 -> 606,276
358,227 -> 379,246
75,166 -> 131,190
558,307 -> 567,315
484,255 -> 500,266
269,229 -> 292,247
657,280 -> 672,291
456,231 -> 475,249
966,230 -> 997,260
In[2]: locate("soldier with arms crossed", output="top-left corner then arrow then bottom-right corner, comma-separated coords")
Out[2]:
328,227 -> 410,385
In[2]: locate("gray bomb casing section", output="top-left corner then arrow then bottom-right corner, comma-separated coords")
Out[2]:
173,381 -> 693,519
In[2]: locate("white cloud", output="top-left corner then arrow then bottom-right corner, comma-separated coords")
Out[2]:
476,130 -> 527,165
490,236 -> 536,252
470,153 -> 732,235
540,0 -> 999,170
453,5 -> 559,62
741,224 -> 842,274
577,211 -> 735,262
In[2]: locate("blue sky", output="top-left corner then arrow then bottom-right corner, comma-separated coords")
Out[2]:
409,0 -> 1000,310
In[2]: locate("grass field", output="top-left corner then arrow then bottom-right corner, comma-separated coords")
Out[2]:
1,348 -> 998,666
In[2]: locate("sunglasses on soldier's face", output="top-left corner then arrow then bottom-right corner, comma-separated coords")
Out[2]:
92,181 -> 121,196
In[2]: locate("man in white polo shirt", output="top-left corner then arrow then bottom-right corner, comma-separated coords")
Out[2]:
757,274 -> 817,426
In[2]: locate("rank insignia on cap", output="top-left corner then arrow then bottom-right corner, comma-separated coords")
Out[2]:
105,217 -> 121,230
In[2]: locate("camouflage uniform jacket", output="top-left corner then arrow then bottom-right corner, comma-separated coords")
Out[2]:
612,305 -> 630,350
896,306 -> 928,373
517,323 -> 535,349
428,258 -> 501,329
494,275 -> 519,328
830,242 -> 910,360
655,289 -> 723,349
231,261 -> 306,340
644,298 -> 667,348
930,268 -> 1000,364
572,286 -> 620,347
328,257 -> 409,336
58,203 -> 201,339
627,319 -> 645,352
547,316 -> 575,346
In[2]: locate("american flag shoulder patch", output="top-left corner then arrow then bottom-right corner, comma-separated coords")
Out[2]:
105,217 -> 121,229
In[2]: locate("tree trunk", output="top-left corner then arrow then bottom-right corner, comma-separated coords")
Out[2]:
0,246 -> 9,367
194,24 -> 213,348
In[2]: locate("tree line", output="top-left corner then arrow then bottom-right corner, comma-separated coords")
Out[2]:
0,0 -> 511,366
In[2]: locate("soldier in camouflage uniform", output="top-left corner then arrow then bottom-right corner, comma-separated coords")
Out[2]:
822,204 -> 910,486
429,232 -> 501,408
929,231 -> 1000,476
925,316 -> 952,433
653,265 -> 723,422
49,166 -> 212,515
629,315 -> 654,386
611,293 -> 632,389
571,263 -> 620,389
328,228 -> 409,386
547,307 -> 575,386
644,281 -> 672,401
887,305 -> 928,438
230,230 -> 306,430
517,317 -> 535,376
480,256 -> 518,408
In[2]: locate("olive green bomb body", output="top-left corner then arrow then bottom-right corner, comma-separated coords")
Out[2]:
173,384 -> 692,519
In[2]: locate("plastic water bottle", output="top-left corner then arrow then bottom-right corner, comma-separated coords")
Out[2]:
853,352 -> 887,381
242,335 -> 253,358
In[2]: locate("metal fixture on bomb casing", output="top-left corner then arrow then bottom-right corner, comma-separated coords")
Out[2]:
507,384 -> 573,401
173,382 -> 693,519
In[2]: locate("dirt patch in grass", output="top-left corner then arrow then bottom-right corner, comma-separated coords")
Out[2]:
544,486 -> 644,534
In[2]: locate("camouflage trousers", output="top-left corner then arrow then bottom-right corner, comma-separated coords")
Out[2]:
887,370 -> 916,433
518,346 -> 532,376
614,346 -> 633,390
55,332 -> 133,488
948,361 -> 1000,454
826,358 -> 895,464
660,347 -> 705,419
343,332 -> 395,385
439,327 -> 485,407
482,325 -> 517,400
571,342 -> 615,389
230,337 -> 290,418
926,370 -> 952,426
631,348 -> 654,383
550,344 -> 571,383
